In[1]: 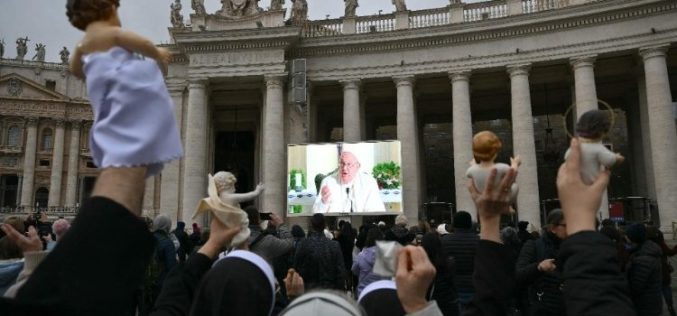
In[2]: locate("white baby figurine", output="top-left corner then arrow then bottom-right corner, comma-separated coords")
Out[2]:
194,171 -> 264,247
565,110 -> 624,184
466,131 -> 520,202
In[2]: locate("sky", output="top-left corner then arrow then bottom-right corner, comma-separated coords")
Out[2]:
0,0 -> 484,63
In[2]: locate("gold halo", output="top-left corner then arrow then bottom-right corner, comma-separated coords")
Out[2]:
562,99 -> 616,139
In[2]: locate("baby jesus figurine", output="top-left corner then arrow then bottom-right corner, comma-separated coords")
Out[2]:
194,171 -> 264,247
66,0 -> 182,177
466,131 -> 520,201
565,110 -> 624,184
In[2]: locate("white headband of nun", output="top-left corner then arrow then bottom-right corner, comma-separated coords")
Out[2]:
220,250 -> 276,316
357,279 -> 397,303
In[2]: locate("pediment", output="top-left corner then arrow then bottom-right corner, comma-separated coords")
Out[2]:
0,73 -> 67,101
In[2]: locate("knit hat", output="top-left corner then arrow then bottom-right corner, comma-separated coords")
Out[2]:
280,291 -> 364,316
626,223 -> 647,244
453,211 -> 472,229
358,280 -> 406,316
191,250 -> 275,316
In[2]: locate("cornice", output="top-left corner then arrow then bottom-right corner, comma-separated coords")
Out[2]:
291,0 -> 676,58
305,26 -> 677,81
172,27 -> 301,53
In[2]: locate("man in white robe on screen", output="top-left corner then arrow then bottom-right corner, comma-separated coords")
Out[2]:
313,151 -> 386,213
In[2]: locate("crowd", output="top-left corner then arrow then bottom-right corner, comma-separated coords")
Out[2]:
0,138 -> 672,316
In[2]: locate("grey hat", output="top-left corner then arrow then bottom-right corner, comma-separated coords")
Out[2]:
280,291 -> 364,316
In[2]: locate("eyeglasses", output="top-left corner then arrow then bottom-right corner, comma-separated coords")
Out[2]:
339,162 -> 359,168
555,223 -> 567,228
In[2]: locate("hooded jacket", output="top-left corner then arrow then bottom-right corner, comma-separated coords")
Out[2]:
626,240 -> 663,316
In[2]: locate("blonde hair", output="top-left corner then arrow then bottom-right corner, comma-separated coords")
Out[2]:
472,131 -> 502,162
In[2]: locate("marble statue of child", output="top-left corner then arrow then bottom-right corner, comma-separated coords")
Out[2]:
66,0 -> 182,177
466,131 -> 520,201
565,110 -> 624,184
194,172 -> 264,247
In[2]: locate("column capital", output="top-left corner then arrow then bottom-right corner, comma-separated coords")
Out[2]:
506,64 -> 531,77
188,78 -> 208,89
70,120 -> 82,129
393,75 -> 415,87
26,117 -> 38,127
448,70 -> 471,82
639,45 -> 670,61
55,119 -> 66,128
264,74 -> 286,88
569,55 -> 596,69
340,79 -> 361,90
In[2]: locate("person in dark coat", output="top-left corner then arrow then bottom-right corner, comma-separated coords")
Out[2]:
385,214 -> 415,246
293,214 -> 346,290
647,226 -> 677,316
515,209 -> 567,316
625,223 -> 663,316
189,223 -> 201,251
421,232 -> 459,316
517,221 -> 534,245
441,210 -> 478,312
152,215 -> 178,303
336,222 -> 356,292
172,222 -> 192,263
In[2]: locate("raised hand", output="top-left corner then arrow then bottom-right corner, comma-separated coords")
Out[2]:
557,138 -> 610,236
1,224 -> 42,253
284,268 -> 305,299
468,167 -> 517,243
395,246 -> 437,314
198,217 -> 241,259
320,185 -> 332,204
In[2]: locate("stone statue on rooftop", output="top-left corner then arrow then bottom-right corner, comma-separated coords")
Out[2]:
171,0 -> 184,27
192,0 -> 207,15
291,0 -> 308,26
0,39 -> 5,59
16,37 -> 29,60
218,0 -> 261,17
345,0 -> 358,18
271,0 -> 284,11
60,47 -> 70,64
32,43 -> 46,62
393,0 -> 407,12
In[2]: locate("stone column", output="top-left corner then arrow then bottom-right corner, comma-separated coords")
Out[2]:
181,80 -> 209,224
144,176 -> 156,213
342,79 -> 362,142
48,120 -> 66,207
637,74 -> 657,201
507,65 -> 541,226
570,55 -> 608,218
261,75 -> 286,215
570,56 -> 599,118
64,121 -> 81,207
450,71 -> 476,218
20,118 -> 38,207
161,87 -> 185,222
394,76 -> 421,225
639,45 -> 677,231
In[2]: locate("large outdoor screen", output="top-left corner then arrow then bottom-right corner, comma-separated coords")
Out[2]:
287,141 -> 403,216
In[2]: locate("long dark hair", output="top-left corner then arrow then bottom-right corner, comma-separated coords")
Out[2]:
365,227 -> 384,248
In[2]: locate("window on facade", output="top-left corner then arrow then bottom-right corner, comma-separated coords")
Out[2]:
45,80 -> 56,91
41,128 -> 53,151
7,126 -> 20,147
39,159 -> 50,167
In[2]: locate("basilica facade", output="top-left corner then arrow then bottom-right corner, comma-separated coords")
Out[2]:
1,0 -> 676,231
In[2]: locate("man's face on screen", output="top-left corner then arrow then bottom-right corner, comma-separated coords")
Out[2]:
339,152 -> 360,184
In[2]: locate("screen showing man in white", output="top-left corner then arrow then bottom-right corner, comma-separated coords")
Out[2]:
312,151 -> 386,213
